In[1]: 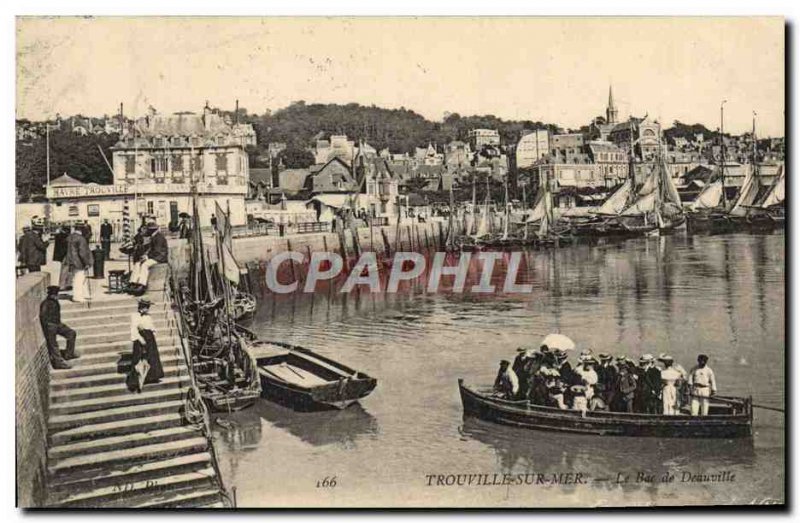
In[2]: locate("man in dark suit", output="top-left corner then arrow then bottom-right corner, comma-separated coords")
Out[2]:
100,219 -> 113,260
40,286 -> 78,369
18,225 -> 49,273
128,222 -> 168,293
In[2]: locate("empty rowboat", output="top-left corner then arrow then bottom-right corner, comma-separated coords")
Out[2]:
247,340 -> 377,411
458,379 -> 753,439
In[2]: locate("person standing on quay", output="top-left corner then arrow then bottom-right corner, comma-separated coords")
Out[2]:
39,285 -> 78,369
688,354 -> 717,416
18,225 -> 49,273
100,219 -> 113,260
64,224 -> 92,303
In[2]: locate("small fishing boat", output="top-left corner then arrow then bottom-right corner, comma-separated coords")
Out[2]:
458,379 -> 753,438
239,333 -> 377,411
174,193 -> 262,413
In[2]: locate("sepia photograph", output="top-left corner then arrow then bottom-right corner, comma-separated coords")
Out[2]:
13,15 -> 785,509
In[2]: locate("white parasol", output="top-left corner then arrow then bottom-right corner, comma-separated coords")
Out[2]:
540,333 -> 576,351
135,358 -> 150,391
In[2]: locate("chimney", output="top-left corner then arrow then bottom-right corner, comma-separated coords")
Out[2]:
235,99 -> 239,125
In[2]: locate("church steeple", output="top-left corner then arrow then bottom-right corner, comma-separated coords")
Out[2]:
606,85 -> 618,125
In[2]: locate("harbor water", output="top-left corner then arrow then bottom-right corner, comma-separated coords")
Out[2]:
211,231 -> 785,507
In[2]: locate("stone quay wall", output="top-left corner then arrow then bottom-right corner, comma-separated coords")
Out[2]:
168,221 -> 451,279
15,272 -> 51,507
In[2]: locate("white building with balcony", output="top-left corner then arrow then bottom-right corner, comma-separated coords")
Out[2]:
45,105 -> 255,233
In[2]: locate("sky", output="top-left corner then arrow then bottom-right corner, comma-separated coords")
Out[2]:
16,17 -> 785,136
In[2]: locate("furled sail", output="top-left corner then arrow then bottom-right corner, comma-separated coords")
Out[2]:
528,190 -> 546,222
474,205 -> 488,238
620,191 -> 657,215
760,166 -> 785,208
657,157 -> 683,208
594,180 -> 632,215
690,179 -> 724,211
729,163 -> 760,217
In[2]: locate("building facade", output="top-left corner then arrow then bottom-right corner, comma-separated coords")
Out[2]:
468,129 -> 501,149
46,105 -> 256,229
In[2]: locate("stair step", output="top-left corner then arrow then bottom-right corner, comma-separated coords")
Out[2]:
128,487 -> 222,509
49,400 -> 186,433
57,334 -> 178,354
50,353 -> 185,379
61,328 -> 179,346
66,311 -> 172,328
50,365 -> 188,392
61,302 -> 170,320
50,387 -> 187,416
51,375 -> 189,403
48,437 -> 209,475
60,295 -> 167,308
49,426 -> 202,460
49,412 -> 186,446
72,319 -> 171,335
52,467 -> 217,508
50,451 -> 213,493
60,345 -> 181,366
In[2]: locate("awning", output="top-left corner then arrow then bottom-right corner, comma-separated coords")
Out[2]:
50,173 -> 83,187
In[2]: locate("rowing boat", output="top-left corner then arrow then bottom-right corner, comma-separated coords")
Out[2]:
458,379 -> 753,438
247,339 -> 377,411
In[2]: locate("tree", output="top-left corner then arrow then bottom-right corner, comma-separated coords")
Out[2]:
278,146 -> 315,169
15,128 -> 118,201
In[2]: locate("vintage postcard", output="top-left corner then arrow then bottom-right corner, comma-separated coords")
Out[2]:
15,16 -> 785,508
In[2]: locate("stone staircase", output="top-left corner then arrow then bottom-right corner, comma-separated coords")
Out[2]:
45,294 -> 227,508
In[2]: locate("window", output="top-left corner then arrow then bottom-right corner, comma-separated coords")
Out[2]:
151,156 -> 168,174
68,205 -> 79,217
87,204 -> 100,217
147,201 -> 154,215
125,156 -> 136,175
215,154 -> 227,173
171,154 -> 184,172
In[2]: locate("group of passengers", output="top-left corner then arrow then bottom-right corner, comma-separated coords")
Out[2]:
493,345 -> 717,417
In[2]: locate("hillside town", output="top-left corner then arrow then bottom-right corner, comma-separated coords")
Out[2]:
15,86 -> 785,241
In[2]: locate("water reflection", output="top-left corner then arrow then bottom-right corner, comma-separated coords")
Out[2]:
254,400 -> 378,449
460,417 -> 756,495
220,231 -> 783,506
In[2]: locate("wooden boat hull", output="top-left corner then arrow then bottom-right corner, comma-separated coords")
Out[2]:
687,212 -> 734,235
458,380 -> 753,439
260,374 -> 377,411
249,340 -> 378,411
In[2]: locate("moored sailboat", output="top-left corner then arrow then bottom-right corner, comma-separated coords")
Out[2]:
616,139 -> 685,236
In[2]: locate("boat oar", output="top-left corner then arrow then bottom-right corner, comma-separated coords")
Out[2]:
281,362 -> 306,380
690,394 -> 784,413
751,404 -> 785,413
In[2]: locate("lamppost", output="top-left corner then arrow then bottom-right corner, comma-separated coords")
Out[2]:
720,100 -> 727,208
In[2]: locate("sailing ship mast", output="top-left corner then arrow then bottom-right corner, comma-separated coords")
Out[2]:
501,179 -> 509,240
720,100 -> 728,210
